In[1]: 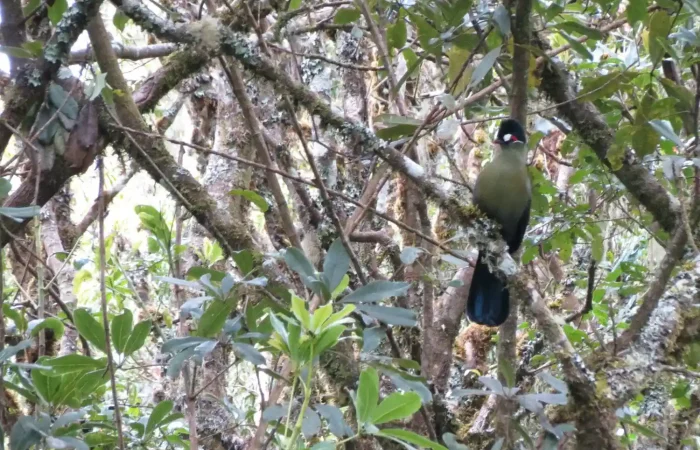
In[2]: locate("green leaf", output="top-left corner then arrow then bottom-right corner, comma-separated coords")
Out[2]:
232,342 -> 266,365
334,7 -> 361,24
553,21 -> 603,40
316,404 -> 352,438
288,0 -> 302,10
400,247 -> 423,265
559,32 -> 593,59
648,10 -> 672,65
198,298 -> 236,338
578,71 -> 638,102
28,318 -> 65,340
21,41 -> 43,57
0,205 -> 41,221
44,354 -> 105,374
111,310 -> 133,354
284,247 -> 316,280
649,119 -> 683,147
0,45 -> 34,59
356,367 -> 379,424
123,320 -> 152,356
11,416 -> 45,450
376,428 -> 448,450
443,433 -> 470,450
291,294 -> 311,330
620,417 -> 666,440
357,305 -> 417,327
88,73 -> 108,102
370,392 -> 421,425
340,280 -> 410,303
375,114 -> 422,140
47,0 -> 68,25
314,325 -> 345,356
592,234 -> 604,262
323,238 -> 350,292
74,309 -> 107,353
468,47 -> 501,88
229,189 -> 269,212
491,5 -> 510,36
388,19 -> 407,50
113,10 -> 130,31
0,339 -> 31,364
626,0 -> 648,25
145,400 -> 174,436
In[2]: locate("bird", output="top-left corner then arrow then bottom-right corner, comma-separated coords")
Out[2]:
466,118 -> 532,327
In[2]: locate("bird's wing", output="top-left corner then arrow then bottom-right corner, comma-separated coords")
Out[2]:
507,198 -> 531,253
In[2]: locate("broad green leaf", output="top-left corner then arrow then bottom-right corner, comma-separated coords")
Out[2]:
145,400 -> 174,435
388,19 -> 407,50
4,305 -> 27,332
113,10 -> 130,31
111,310 -> 133,354
559,32 -> 593,59
291,294 -> 311,330
229,189 -> 269,212
370,392 -> 421,425
44,354 -> 105,374
47,0 -> 68,25
376,428 -> 448,450
356,367 -> 379,424
357,304 -> 417,327
375,114 -> 422,140
468,47 -> 501,88
447,46 -> 472,95
443,433 -> 470,450
123,320 -> 152,356
315,404 -> 352,438
491,5 -> 510,36
620,417 -> 665,440
627,0 -> 648,25
0,339 -> 31,364
284,247 -> 316,280
20,41 -> 43,57
334,7 -> 361,24
232,342 -> 266,365
314,325 -> 345,356
0,45 -> 34,59
310,303 -> 333,332
649,119 -> 683,147
197,298 -> 236,338
11,416 -> 44,450
323,238 -> 350,292
553,21 -> 603,40
28,318 -> 64,340
400,247 -> 423,265
74,309 -> 107,353
648,10 -> 672,65
340,281 -> 410,303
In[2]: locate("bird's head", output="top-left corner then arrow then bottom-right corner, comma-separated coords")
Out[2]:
493,119 -> 526,147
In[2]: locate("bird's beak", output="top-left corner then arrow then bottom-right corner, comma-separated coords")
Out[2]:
493,139 -> 503,145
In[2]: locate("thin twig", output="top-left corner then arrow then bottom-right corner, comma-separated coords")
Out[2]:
98,157 -> 126,450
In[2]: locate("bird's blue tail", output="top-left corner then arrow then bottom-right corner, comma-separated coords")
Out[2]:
466,253 -> 509,326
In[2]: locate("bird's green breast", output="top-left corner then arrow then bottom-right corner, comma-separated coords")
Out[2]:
473,147 -> 531,238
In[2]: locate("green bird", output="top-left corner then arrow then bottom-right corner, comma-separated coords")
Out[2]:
467,118 -> 531,327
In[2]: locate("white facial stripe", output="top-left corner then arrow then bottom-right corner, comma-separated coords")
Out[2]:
503,133 -> 512,142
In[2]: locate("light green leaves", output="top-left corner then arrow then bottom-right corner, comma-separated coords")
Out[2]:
334,7 -> 361,24
111,310 -> 133,354
229,189 -> 269,212
74,309 -> 106,353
